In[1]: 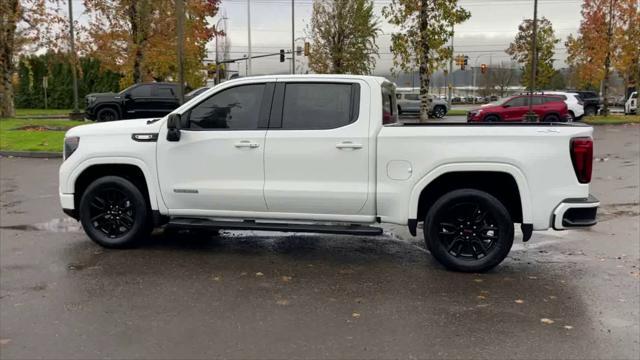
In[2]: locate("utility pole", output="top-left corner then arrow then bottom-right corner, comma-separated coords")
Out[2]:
291,0 -> 295,74
67,0 -> 80,118
176,0 -> 185,104
602,0 -> 615,116
247,0 -> 252,76
525,0 -> 539,122
448,23 -> 454,106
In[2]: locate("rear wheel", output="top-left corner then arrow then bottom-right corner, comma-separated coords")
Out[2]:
584,106 -> 597,116
543,114 -> 560,122
424,189 -> 514,272
433,105 -> 447,118
96,107 -> 119,122
567,111 -> 575,122
79,176 -> 152,248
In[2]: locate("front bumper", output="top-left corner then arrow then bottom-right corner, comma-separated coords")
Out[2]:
552,194 -> 599,230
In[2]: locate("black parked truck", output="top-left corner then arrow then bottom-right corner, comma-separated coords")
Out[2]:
568,90 -> 601,117
85,82 -> 180,122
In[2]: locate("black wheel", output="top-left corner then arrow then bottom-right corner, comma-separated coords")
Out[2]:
433,105 -> 447,118
96,107 -> 119,122
567,111 -> 575,122
79,176 -> 152,248
483,115 -> 500,122
543,114 -> 560,122
424,189 -> 514,272
584,106 -> 597,116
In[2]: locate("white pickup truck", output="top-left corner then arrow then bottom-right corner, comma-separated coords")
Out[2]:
59,75 -> 599,272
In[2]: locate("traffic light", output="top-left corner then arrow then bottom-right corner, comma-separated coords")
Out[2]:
480,64 -> 488,74
279,49 -> 285,62
304,42 -> 310,56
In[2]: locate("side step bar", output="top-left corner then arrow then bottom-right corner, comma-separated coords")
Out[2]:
167,218 -> 384,236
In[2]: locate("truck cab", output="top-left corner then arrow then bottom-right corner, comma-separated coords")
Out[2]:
60,75 -> 599,272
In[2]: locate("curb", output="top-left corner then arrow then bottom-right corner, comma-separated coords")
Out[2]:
0,151 -> 62,158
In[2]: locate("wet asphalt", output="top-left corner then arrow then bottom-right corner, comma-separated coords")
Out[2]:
0,125 -> 638,359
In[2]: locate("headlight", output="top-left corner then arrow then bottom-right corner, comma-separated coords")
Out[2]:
64,136 -> 80,160
87,96 -> 96,105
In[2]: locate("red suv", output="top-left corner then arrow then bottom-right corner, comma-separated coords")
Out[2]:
467,94 -> 569,122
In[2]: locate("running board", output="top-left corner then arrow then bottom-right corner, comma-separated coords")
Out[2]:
167,218 -> 384,236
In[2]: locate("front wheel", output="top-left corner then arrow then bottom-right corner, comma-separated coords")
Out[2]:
424,189 -> 514,272
79,176 -> 152,248
96,108 -> 119,122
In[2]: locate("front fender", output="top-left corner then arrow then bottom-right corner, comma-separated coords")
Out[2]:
63,156 -> 161,211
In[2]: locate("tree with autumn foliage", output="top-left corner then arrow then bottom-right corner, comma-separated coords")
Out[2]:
566,0 -> 639,114
83,0 -> 221,89
506,17 -> 560,91
383,0 -> 470,122
1,0 -> 68,117
308,0 -> 381,75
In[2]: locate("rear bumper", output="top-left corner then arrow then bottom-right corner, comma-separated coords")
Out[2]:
552,194 -> 599,230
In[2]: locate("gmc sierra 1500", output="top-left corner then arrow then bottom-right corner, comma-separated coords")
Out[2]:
60,75 -> 599,272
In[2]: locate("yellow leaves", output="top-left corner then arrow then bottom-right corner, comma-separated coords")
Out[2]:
540,318 -> 555,325
514,299 -> 524,304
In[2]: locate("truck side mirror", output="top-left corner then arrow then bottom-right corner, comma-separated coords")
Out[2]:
167,113 -> 182,142
123,93 -> 132,99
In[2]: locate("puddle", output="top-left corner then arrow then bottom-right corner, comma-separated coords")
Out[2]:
0,218 -> 82,232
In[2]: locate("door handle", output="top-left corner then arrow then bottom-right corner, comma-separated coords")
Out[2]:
234,140 -> 260,149
336,141 -> 363,149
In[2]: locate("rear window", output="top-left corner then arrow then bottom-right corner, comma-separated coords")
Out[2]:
544,96 -> 564,103
281,83 -> 359,130
382,85 -> 398,125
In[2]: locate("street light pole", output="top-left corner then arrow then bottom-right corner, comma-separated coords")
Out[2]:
247,0 -> 252,76
176,0 -> 185,104
448,23 -> 454,106
67,0 -> 80,116
291,0 -> 295,74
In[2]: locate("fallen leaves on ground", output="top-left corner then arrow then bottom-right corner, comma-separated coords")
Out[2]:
281,276 -> 292,282
564,325 -> 574,330
0,339 -> 11,346
473,278 -> 483,283
352,312 -> 361,318
255,272 -> 264,277
514,299 -> 524,304
276,299 -> 290,306
540,318 -> 555,324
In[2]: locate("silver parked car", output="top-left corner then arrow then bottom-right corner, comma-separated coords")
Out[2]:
396,88 -> 449,118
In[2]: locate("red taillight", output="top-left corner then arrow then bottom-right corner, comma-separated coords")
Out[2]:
570,137 -> 593,183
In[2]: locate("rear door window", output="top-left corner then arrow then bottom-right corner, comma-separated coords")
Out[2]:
155,87 -> 175,97
405,94 -> 419,101
279,83 -> 359,130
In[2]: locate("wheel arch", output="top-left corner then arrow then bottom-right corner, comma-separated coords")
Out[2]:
408,163 -> 533,233
68,158 -> 159,212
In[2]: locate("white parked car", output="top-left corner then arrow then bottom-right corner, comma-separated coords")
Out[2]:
59,75 -> 599,272
396,88 -> 449,118
625,91 -> 637,115
542,91 -> 585,121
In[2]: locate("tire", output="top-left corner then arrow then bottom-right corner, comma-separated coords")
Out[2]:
424,189 -> 514,272
483,115 -> 500,122
567,111 -> 575,122
433,105 -> 447,118
96,107 -> 119,122
543,114 -> 560,123
584,106 -> 597,117
79,176 -> 152,248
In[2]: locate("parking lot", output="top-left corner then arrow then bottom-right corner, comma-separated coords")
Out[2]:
0,125 -> 638,359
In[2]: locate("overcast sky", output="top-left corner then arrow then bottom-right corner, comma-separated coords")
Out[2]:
69,0 -> 584,76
